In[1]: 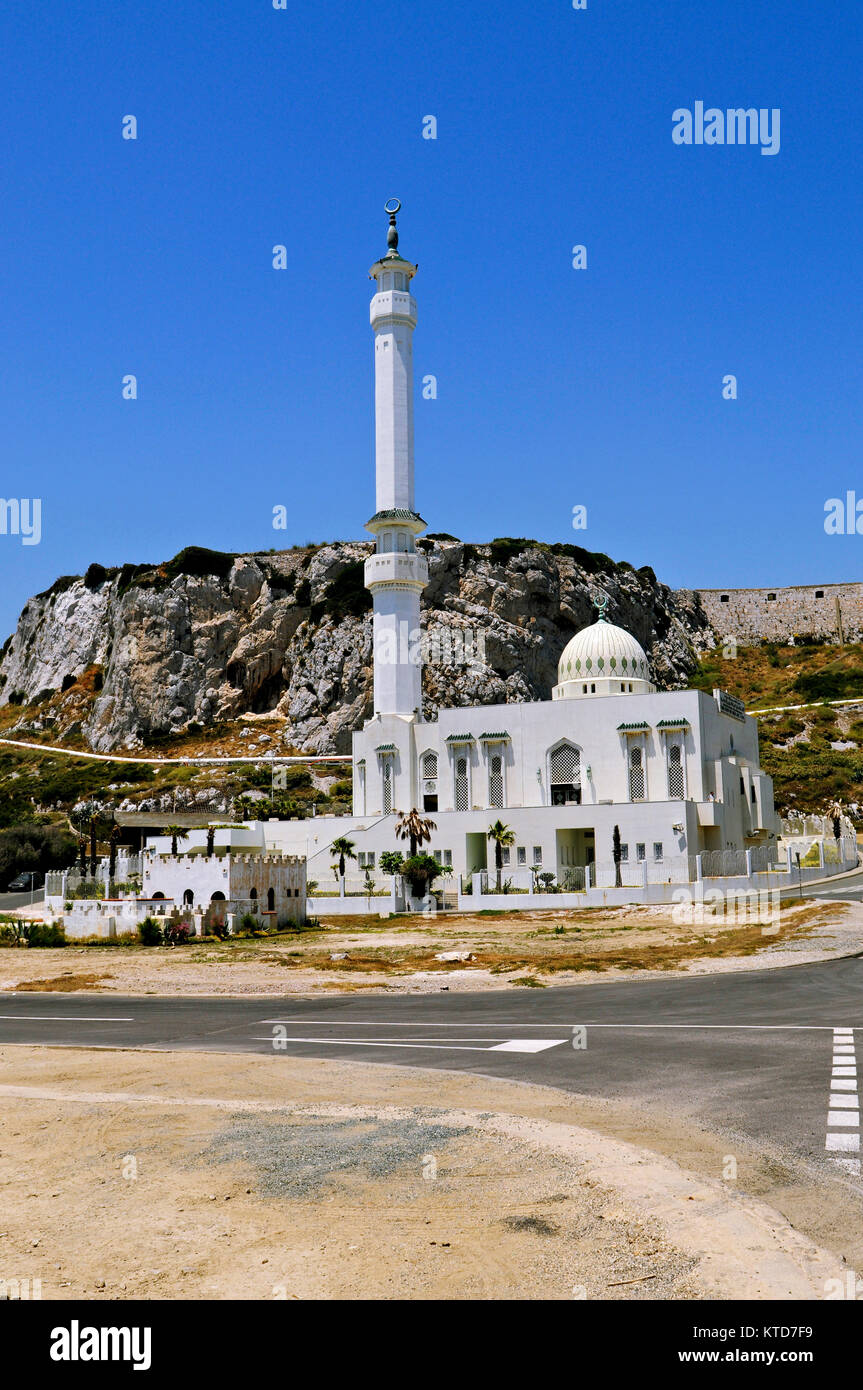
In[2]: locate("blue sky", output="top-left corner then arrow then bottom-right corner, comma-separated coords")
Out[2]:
1,0 -> 861,639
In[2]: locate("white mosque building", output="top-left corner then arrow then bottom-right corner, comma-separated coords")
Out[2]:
254,203 -> 781,896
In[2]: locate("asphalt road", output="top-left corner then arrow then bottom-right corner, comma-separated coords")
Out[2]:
0,889 -> 44,912
3,954 -> 863,1179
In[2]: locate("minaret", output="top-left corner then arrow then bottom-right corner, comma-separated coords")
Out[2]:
364,200 -> 428,718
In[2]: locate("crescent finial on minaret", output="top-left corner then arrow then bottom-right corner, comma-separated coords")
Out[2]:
385,198 -> 401,256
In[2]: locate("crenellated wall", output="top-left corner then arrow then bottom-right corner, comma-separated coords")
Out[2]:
689,583 -> 863,647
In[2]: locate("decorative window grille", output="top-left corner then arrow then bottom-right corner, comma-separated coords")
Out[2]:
443,850 -> 452,867
382,761 -> 393,814
667,743 -> 684,799
501,847 -> 511,865
629,745 -> 645,801
517,846 -> 527,866
636,842 -> 646,861
533,846 -> 543,865
455,756 -> 469,811
653,842 -> 663,861
489,753 -> 504,808
421,750 -> 438,812
550,742 -> 581,805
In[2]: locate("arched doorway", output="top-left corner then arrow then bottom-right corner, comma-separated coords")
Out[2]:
183,889 -> 194,906
548,742 -> 581,806
267,887 -> 275,912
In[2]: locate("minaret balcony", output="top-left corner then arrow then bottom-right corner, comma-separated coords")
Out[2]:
364,552 -> 428,590
370,291 -> 417,328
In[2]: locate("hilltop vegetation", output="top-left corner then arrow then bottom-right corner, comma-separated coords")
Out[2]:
693,641 -> 863,815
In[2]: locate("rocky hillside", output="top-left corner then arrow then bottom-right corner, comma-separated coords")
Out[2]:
0,540 -> 715,754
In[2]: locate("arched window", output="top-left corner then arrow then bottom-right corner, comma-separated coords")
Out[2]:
182,889 -> 194,906
629,745 -> 645,801
667,743 -> 684,799
210,891 -> 226,901
421,751 -> 438,812
489,754 -> 504,809
267,887 -> 275,912
249,887 -> 258,900
151,891 -> 165,900
455,755 -> 469,811
549,742 -> 581,806
382,760 -> 393,814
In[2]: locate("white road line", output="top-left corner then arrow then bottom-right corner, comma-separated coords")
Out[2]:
250,1036 -> 565,1054
828,1134 -> 861,1153
0,1014 -> 134,1022
828,1028 -> 862,1174
258,1020 -> 856,1030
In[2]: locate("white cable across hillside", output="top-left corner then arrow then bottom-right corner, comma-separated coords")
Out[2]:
0,736 -> 349,766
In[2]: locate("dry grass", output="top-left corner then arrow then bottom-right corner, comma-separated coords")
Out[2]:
13,973 -> 113,992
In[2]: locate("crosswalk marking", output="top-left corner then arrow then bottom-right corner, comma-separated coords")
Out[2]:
827,1028 -> 861,1174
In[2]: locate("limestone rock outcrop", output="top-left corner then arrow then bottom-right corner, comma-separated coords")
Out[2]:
0,541 -> 715,753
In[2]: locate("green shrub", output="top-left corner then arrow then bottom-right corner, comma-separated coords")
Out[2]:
163,546 -> 236,582
796,669 -> 863,702
0,825 -> 76,888
234,912 -> 262,937
139,917 -> 163,946
27,921 -> 65,948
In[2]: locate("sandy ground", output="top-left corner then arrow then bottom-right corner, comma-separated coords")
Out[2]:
1,897 -> 861,996
0,1048 -> 848,1302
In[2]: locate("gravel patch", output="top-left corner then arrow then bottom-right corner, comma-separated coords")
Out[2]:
197,1113 -> 470,1199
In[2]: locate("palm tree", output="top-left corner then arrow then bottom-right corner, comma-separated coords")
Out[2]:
163,825 -> 186,857
330,837 -> 357,882
108,825 -> 122,893
487,819 -> 515,892
613,824 -> 622,888
395,809 -> 436,858
89,815 -> 98,879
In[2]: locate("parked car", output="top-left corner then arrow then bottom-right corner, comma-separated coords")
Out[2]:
6,871 -> 45,893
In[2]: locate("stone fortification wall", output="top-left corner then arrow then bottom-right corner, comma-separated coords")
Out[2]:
689,583 -> 863,646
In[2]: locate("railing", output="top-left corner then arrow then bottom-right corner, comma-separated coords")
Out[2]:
592,856 -> 694,887
701,849 -> 749,878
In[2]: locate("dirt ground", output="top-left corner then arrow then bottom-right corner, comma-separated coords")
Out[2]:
0,1048 -> 846,1301
1,898 -> 859,995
